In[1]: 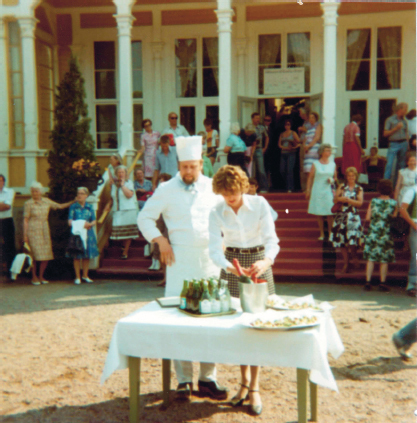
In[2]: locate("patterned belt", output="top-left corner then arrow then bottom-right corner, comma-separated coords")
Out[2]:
226,246 -> 265,254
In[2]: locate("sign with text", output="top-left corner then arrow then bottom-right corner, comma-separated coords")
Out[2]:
264,68 -> 305,95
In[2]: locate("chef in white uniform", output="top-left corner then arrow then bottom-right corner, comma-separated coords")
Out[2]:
137,136 -> 228,401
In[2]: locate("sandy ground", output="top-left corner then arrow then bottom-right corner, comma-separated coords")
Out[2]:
1,278 -> 416,423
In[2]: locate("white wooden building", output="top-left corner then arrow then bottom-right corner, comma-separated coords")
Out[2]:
0,0 -> 415,192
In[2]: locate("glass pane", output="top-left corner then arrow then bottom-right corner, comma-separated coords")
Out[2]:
287,63 -> 310,93
377,27 -> 401,58
13,98 -> 23,121
133,104 -> 143,132
176,68 -> 197,98
377,59 -> 401,90
349,100 -> 367,149
8,22 -> 20,45
131,41 -> 142,69
133,69 -> 143,98
180,106 -> 195,135
97,133 -> 118,149
203,37 -> 218,67
206,105 -> 219,132
95,71 -> 116,99
175,39 -> 197,68
259,34 -> 281,65
346,60 -> 370,91
94,41 -> 115,70
347,29 -> 371,60
11,73 -> 21,96
96,105 -> 117,132
9,46 -> 21,72
14,123 -> 24,148
258,64 -> 281,95
203,68 -> 218,97
378,99 -> 396,149
133,132 -> 142,151
287,32 -> 310,63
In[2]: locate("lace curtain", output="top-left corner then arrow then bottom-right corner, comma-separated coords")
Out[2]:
203,38 -> 218,90
346,29 -> 370,91
259,34 -> 281,65
377,27 -> 401,89
287,32 -> 310,64
175,39 -> 197,97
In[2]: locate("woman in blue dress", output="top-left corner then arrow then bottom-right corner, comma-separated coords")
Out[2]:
67,187 -> 99,284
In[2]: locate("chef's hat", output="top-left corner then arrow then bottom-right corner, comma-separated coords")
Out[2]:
176,136 -> 203,162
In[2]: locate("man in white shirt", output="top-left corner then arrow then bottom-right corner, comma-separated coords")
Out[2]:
137,136 -> 228,402
0,174 -> 16,277
162,112 -> 190,137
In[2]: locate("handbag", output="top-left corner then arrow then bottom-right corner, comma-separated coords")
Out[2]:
331,202 -> 342,214
66,234 -> 85,255
390,216 -> 409,238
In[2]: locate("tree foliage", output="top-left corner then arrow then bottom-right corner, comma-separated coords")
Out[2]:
47,55 -> 96,202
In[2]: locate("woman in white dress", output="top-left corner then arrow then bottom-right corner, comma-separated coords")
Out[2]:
306,144 -> 337,240
394,152 -> 417,205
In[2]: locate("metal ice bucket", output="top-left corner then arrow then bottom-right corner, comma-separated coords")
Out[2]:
239,282 -> 268,313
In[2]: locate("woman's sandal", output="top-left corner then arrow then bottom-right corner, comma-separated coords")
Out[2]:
230,384 -> 249,407
248,389 -> 262,416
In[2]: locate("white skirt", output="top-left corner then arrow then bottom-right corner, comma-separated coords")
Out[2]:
165,245 -> 220,297
111,209 -> 139,240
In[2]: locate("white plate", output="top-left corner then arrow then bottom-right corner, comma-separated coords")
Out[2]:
242,321 -> 320,331
267,304 -> 324,312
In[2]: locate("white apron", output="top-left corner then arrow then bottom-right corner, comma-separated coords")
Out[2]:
165,245 -> 220,297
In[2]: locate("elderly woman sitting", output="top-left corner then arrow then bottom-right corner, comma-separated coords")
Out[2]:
104,165 -> 139,259
23,182 -> 74,285
67,187 -> 99,285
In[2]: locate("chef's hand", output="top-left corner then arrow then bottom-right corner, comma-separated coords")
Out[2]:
249,258 -> 272,278
154,236 -> 175,266
227,265 -> 251,277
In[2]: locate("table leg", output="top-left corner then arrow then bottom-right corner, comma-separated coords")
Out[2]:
310,381 -> 318,422
129,356 -> 141,423
162,359 -> 171,409
296,368 -> 308,423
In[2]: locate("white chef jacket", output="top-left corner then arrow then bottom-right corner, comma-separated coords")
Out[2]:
209,194 -> 280,271
0,187 -> 15,219
138,172 -> 221,296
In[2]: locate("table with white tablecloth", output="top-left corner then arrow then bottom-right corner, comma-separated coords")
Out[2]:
101,298 -> 344,423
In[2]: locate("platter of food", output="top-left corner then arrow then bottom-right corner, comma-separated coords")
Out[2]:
243,315 -> 320,331
266,298 -> 324,312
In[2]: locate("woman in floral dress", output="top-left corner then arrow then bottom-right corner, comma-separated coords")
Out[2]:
140,119 -> 160,179
330,167 -> 364,273
363,179 -> 398,292
23,182 -> 74,285
67,187 -> 99,285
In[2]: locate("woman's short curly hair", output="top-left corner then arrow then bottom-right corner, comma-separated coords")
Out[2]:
318,143 -> 332,158
212,165 -> 249,194
377,179 -> 393,196
344,166 -> 359,182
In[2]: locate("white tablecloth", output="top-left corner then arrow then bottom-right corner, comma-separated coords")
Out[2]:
101,299 -> 344,391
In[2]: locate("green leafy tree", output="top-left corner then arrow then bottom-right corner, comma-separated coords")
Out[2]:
47,55 -> 96,202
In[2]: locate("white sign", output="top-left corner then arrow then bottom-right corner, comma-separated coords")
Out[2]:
264,68 -> 305,95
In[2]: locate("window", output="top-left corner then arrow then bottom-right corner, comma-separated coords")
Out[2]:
287,32 -> 310,93
132,41 -> 143,98
377,27 -> 401,90
94,41 -> 116,99
349,100 -> 367,149
258,34 -> 281,95
96,105 -> 117,149
180,106 -> 195,135
206,105 -> 219,132
7,21 -> 24,148
378,99 -> 396,149
175,39 -> 197,98
202,38 -> 218,97
346,29 -> 371,91
36,41 -> 54,150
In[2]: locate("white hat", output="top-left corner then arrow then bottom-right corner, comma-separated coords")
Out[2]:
176,136 -> 203,162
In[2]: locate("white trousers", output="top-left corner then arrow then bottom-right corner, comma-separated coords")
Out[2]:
166,245 -> 220,384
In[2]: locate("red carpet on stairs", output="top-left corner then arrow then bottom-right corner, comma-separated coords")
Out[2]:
96,192 -> 409,284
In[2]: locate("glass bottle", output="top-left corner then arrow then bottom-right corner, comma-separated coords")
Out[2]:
220,279 -> 232,312
180,280 -> 189,310
186,281 -> 194,311
199,281 -> 212,314
211,280 -> 221,313
192,281 -> 201,312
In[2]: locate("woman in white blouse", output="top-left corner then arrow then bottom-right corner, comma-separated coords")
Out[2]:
104,165 -> 139,259
209,165 -> 279,416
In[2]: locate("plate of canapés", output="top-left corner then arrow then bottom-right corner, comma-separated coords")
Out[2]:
266,296 -> 325,312
244,315 -> 320,330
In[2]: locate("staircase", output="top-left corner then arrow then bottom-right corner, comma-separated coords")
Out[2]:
95,192 -> 409,284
